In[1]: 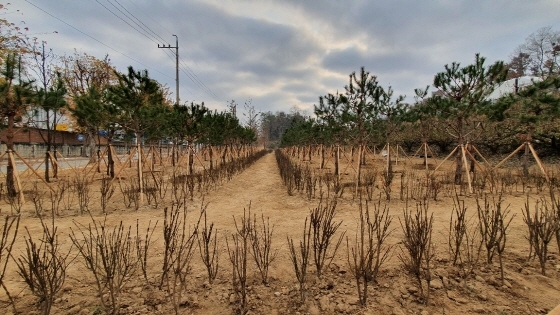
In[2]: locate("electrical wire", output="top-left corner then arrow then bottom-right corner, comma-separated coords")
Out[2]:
23,0 -> 173,81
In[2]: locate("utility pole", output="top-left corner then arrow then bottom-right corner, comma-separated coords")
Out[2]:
158,35 -> 179,105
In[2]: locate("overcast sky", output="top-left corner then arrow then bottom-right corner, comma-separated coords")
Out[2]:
9,0 -> 560,120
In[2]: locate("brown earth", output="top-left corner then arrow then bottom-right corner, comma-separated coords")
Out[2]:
1,151 -> 560,315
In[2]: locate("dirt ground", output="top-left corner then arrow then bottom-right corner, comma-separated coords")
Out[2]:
1,151 -> 560,315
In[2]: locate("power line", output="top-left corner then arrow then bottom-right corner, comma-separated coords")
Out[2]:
23,0 -> 173,81
26,0 -> 225,104
97,0 -> 224,103
111,0 -> 168,44
122,0 -> 227,102
95,0 -> 159,45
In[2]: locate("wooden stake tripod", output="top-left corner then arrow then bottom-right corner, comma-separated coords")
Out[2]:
412,141 -> 437,173
432,143 -> 490,194
379,143 -> 410,173
493,140 -> 549,182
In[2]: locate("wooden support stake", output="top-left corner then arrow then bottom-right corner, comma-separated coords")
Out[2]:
7,150 -> 24,204
461,145 -> 473,194
137,142 -> 144,204
464,148 -> 486,174
433,146 -> 459,173
494,143 -> 525,170
12,150 -> 55,193
469,144 -> 491,166
109,146 -> 137,186
528,142 -> 549,181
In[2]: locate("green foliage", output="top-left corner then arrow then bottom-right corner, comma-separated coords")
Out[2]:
489,75 -> 560,153
169,102 -> 208,142
0,53 -> 34,131
260,110 -> 304,147
280,117 -> 316,147
106,66 -> 167,141
423,54 -> 507,144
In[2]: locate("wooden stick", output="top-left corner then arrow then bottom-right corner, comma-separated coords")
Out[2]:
528,142 -> 549,182
194,148 -> 208,172
464,148 -> 486,173
469,144 -> 491,166
494,143 -> 525,170
355,144 -> 362,195
413,144 -> 423,158
109,146 -> 137,186
461,144 -> 473,194
433,146 -> 459,173
7,151 -> 24,204
12,150 -> 55,193
424,143 -> 429,173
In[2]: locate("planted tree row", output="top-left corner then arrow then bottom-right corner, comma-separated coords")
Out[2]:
279,53 -> 560,194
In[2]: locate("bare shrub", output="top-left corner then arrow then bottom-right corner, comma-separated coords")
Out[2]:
164,204 -> 201,315
368,199 -> 394,282
155,168 -> 170,204
347,198 -> 393,307
381,170 -> 393,201
457,215 -> 483,287
362,169 -> 377,201
495,208 -> 514,285
73,174 -> 91,214
522,197 -> 559,275
427,175 -> 442,201
70,218 -> 138,314
448,194 -> 468,265
29,183 -> 46,216
61,180 -> 74,213
198,202 -> 219,284
347,201 -> 371,307
48,182 -> 66,216
6,191 -> 23,214
227,206 -> 252,314
170,171 -> 188,207
136,219 -> 157,285
476,193 -> 513,264
119,178 -> 140,210
549,186 -> 560,255
310,197 -> 345,278
159,202 -> 202,314
398,200 -> 434,304
0,214 -> 20,313
288,217 -> 311,304
100,176 -> 115,214
16,213 -> 72,315
250,212 -> 278,284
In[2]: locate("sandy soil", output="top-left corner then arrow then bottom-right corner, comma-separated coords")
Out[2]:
1,151 -> 560,315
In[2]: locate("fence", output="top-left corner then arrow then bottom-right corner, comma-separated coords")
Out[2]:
0,143 -> 132,159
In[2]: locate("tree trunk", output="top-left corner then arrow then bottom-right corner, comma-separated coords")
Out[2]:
136,132 -> 143,204
335,145 -> 340,181
209,146 -> 214,171
87,130 -> 97,162
6,115 -> 17,198
108,144 -> 115,178
454,147 -> 463,185
188,145 -> 194,175
320,145 -> 325,169
522,142 -> 529,178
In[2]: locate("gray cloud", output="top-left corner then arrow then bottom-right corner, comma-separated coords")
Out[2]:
11,0 -> 560,116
